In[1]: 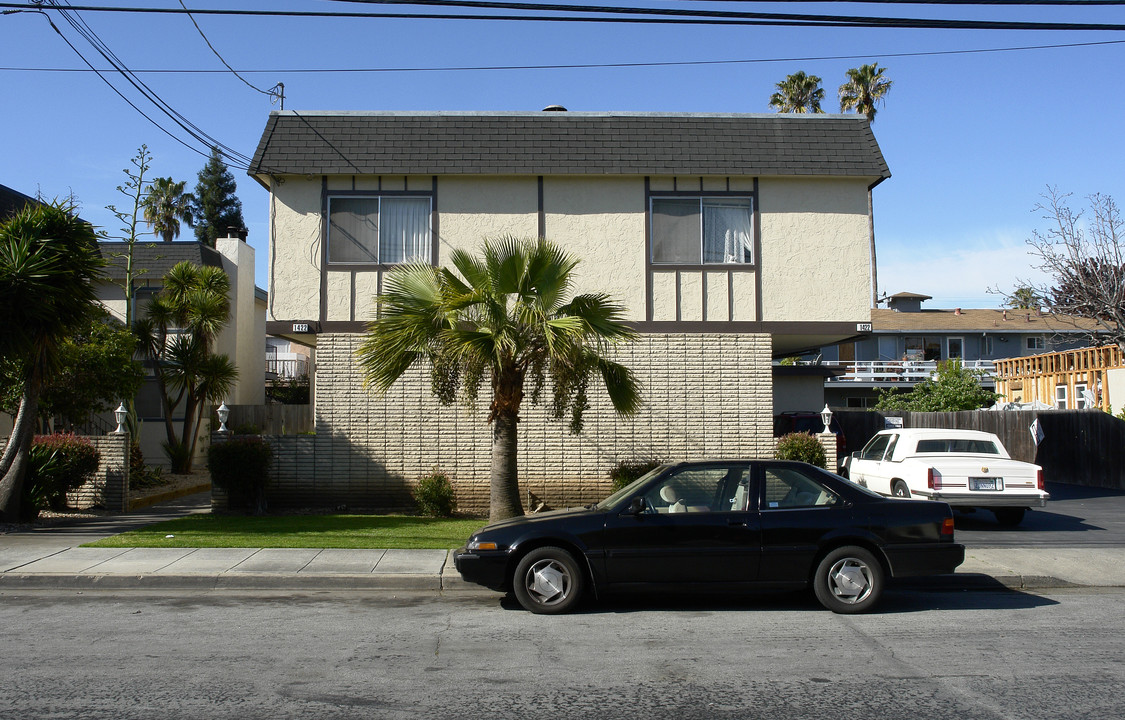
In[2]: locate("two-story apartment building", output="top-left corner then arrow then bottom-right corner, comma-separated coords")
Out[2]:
249,110 -> 889,511
816,292 -> 1098,408
98,237 -> 267,464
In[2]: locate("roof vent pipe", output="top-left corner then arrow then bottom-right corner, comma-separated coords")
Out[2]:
542,105 -> 568,112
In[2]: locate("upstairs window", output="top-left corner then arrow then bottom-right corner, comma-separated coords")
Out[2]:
651,197 -> 753,265
1027,336 -> 1046,350
328,196 -> 431,265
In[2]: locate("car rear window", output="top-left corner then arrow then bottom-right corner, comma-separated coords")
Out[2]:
915,439 -> 1000,454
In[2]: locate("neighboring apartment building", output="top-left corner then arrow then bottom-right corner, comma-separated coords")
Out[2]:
815,292 -> 1098,408
98,237 -> 267,463
249,110 -> 890,511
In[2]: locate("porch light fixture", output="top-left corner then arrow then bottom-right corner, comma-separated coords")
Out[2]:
113,402 -> 127,434
820,404 -> 833,434
217,402 -> 230,434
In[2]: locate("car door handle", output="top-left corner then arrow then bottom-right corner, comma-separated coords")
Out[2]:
727,518 -> 748,527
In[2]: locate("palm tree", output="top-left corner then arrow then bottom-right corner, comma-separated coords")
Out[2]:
357,236 -> 642,522
769,71 -> 826,114
839,63 -> 893,123
134,261 -> 238,472
0,201 -> 104,521
142,177 -> 194,243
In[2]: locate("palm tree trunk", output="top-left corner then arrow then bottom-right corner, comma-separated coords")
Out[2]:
0,382 -> 41,522
489,414 -> 524,523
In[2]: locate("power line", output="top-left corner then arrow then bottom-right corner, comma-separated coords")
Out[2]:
175,0 -> 283,107
3,38 -> 1122,75
3,3 -> 1125,31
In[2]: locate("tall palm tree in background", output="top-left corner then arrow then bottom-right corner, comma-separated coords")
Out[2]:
769,71 -> 826,114
142,177 -> 193,242
134,261 -> 238,472
839,63 -> 893,122
357,236 -> 642,522
0,202 -> 103,521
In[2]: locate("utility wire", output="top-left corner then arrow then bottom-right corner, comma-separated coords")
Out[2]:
37,1 -> 254,168
3,38 -> 1122,75
175,0 -> 284,108
3,3 -> 1125,31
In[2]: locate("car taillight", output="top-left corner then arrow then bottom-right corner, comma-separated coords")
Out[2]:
941,517 -> 955,536
927,467 -> 935,490
1037,468 -> 1045,491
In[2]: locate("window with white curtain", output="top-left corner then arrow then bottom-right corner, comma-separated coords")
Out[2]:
651,197 -> 753,265
328,196 -> 431,264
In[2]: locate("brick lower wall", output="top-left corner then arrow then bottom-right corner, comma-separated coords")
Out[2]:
3,433 -> 129,513
261,333 -> 774,515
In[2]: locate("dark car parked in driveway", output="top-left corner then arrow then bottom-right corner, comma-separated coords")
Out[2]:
454,460 -> 964,614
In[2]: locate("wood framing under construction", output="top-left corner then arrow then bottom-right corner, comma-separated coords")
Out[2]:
993,345 -> 1122,412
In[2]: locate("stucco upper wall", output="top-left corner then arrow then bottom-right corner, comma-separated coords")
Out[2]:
269,176 -> 323,321
544,177 -> 646,320
437,177 -> 539,259
758,178 -> 871,322
266,173 -> 875,327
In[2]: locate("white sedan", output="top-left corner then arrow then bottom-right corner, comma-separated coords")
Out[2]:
842,428 -> 1049,526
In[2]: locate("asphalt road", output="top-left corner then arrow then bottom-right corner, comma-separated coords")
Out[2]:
0,586 -> 1121,720
955,482 -> 1125,547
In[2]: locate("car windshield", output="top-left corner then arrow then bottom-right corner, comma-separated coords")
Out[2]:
593,465 -> 669,510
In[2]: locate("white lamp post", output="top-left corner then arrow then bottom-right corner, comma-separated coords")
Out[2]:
113,402 -> 128,434
820,403 -> 833,434
217,401 -> 230,434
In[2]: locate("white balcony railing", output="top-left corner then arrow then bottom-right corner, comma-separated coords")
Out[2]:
812,360 -> 997,384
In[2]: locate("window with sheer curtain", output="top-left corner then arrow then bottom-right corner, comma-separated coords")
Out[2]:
651,197 -> 753,265
328,196 -> 431,264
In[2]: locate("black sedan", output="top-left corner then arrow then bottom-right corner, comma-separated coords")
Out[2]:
454,460 -> 964,614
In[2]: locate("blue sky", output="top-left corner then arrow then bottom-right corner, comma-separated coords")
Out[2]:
3,2 -> 1124,309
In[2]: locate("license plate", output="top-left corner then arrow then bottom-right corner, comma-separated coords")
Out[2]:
969,477 -> 1003,491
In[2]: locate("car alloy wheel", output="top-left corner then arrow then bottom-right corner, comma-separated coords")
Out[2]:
813,545 -> 884,614
893,481 -> 910,498
512,546 -> 585,614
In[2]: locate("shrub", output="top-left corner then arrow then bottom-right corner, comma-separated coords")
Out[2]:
774,432 -> 827,469
231,422 -> 261,436
207,436 -> 273,515
21,433 -> 101,520
609,459 -> 663,492
414,472 -> 457,517
129,441 -> 166,489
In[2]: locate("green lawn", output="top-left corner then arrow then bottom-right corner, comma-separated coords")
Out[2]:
83,514 -> 485,549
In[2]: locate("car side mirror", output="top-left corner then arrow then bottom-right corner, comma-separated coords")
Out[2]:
626,496 -> 647,516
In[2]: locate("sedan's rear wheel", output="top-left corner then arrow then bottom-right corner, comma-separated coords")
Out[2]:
892,480 -> 910,498
512,546 -> 584,614
813,546 -> 884,614
993,508 -> 1026,526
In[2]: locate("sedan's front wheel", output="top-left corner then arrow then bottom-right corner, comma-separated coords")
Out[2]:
813,546 -> 884,614
512,546 -> 585,614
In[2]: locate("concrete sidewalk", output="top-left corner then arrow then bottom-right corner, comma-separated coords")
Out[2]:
1,493 -> 1122,593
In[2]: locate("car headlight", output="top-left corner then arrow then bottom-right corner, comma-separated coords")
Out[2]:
467,538 -> 501,551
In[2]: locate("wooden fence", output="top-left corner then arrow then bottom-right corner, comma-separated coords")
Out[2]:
834,409 -> 1125,491
225,404 -> 312,435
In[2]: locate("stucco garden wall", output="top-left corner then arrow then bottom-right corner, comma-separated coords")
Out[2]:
263,332 -> 774,514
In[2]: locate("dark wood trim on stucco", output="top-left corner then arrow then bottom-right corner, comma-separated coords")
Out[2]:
319,176 -> 328,324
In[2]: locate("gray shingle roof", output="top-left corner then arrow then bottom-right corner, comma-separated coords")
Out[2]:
248,111 -> 890,181
98,241 -> 224,283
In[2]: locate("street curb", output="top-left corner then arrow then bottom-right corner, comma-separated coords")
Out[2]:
0,572 -> 449,592
0,570 -> 1091,593
894,572 -> 1082,591
128,484 -> 211,511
